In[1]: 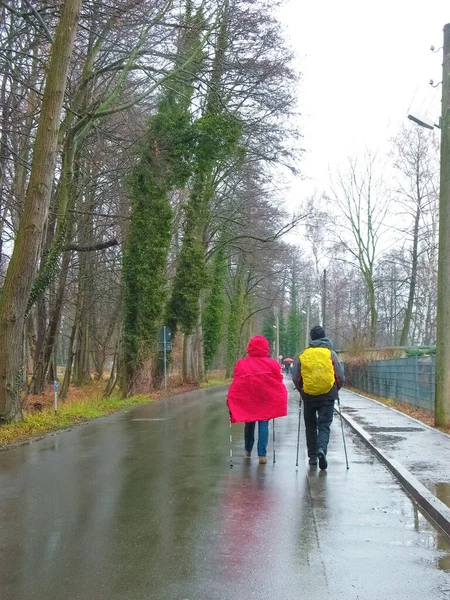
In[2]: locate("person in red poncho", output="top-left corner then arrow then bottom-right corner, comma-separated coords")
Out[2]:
227,335 -> 288,464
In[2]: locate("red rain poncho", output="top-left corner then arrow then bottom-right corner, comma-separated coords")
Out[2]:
227,336 -> 288,423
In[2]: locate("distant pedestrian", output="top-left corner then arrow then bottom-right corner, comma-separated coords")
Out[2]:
293,325 -> 344,470
227,336 -> 288,464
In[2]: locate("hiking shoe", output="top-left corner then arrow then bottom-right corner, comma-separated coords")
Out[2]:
245,451 -> 251,458
259,456 -> 267,464
309,455 -> 318,466
317,449 -> 328,470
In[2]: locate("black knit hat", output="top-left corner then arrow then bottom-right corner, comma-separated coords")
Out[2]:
310,325 -> 325,341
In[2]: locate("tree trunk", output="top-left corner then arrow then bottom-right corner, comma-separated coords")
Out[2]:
60,319 -> 77,402
196,318 -> 206,383
104,335 -> 121,398
225,263 -> 244,378
400,203 -> 421,346
93,297 -> 120,381
182,334 -> 192,383
60,281 -> 84,402
369,303 -> 377,347
0,0 -> 82,421
31,297 -> 47,394
73,246 -> 93,386
26,313 -> 36,381
31,250 -> 72,394
365,274 -> 377,347
183,302 -> 205,384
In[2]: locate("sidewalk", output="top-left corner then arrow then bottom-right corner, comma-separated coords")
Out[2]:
339,388 -> 450,537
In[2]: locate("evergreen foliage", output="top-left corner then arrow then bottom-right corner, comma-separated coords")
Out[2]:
286,277 -> 302,359
123,107 -> 193,381
262,312 -> 276,356
278,310 -> 288,357
26,218 -> 69,317
203,247 -> 227,370
167,114 -> 242,335
404,347 -> 436,357
225,265 -> 245,377
122,7 -> 205,390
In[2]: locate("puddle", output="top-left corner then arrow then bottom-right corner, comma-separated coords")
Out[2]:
131,418 -> 168,422
409,461 -> 434,472
435,526 -> 450,572
409,500 -> 450,572
364,426 -> 423,433
371,434 -> 406,447
434,482 -> 450,510
439,553 -> 450,571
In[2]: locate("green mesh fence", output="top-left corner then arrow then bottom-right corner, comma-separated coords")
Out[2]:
351,356 -> 435,413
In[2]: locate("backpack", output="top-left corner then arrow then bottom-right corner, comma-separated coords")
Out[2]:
300,347 -> 335,395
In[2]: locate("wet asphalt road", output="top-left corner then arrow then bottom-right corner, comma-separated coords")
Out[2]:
339,389 -> 450,507
0,384 -> 449,600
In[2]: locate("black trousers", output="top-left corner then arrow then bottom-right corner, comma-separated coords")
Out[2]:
303,401 -> 334,457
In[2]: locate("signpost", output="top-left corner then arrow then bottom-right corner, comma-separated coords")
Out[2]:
54,380 -> 59,414
157,327 -> 172,390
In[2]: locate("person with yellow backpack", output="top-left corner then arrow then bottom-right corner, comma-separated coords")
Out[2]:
292,325 -> 344,470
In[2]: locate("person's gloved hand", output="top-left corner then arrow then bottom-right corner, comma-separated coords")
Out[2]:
226,396 -> 232,421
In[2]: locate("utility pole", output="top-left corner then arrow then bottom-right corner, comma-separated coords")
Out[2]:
322,269 -> 327,330
436,23 -> 450,428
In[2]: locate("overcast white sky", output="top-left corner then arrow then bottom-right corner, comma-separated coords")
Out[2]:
278,0 -> 449,204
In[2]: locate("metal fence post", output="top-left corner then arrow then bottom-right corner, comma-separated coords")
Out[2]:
415,356 -> 419,407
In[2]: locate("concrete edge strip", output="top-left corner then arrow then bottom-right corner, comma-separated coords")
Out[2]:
338,409 -> 450,540
346,388 -> 450,440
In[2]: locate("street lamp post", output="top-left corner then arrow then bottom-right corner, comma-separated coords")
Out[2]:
408,24 -> 450,428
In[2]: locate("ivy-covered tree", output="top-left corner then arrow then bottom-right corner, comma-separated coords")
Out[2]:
122,5 -> 204,394
203,246 -> 227,371
122,109 -> 194,394
278,310 -> 288,357
286,276 -> 302,359
167,0 -> 243,382
167,116 -> 242,331
225,262 -> 245,378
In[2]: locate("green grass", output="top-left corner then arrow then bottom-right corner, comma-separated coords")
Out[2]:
0,391 -> 153,448
200,377 -> 230,388
0,377 -> 232,449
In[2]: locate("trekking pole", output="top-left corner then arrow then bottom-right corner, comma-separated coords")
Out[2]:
229,420 -> 233,468
337,396 -> 349,469
296,399 -> 302,467
272,419 -> 276,464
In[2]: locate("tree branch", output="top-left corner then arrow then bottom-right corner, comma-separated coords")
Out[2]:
64,239 -> 119,252
22,0 -> 54,45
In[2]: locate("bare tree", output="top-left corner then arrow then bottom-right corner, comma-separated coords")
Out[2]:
393,125 -> 439,346
0,0 -> 83,421
331,154 -> 390,346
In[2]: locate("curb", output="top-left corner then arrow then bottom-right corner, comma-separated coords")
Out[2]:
338,408 -> 450,540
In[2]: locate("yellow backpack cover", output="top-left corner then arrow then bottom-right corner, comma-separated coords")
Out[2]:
300,347 -> 335,395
